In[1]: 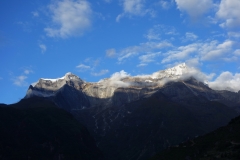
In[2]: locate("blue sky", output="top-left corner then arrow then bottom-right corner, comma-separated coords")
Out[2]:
1,0 -> 240,104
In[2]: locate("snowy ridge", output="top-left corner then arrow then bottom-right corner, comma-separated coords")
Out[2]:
32,72 -> 82,87
40,72 -> 80,82
27,63 -> 205,100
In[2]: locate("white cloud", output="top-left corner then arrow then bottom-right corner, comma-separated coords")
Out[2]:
158,0 -> 174,10
39,44 -> 47,53
45,0 -> 92,38
91,69 -> 109,76
234,49 -> 240,56
107,70 -> 131,87
116,0 -> 153,22
228,32 -> 240,39
145,28 -> 161,41
24,69 -> 33,75
184,32 -> 198,41
185,58 -> 201,68
179,66 -> 215,83
200,40 -> 234,61
216,0 -> 240,29
162,43 -> 199,63
118,41 -> 172,62
32,11 -> 39,17
12,68 -> 34,87
138,52 -> 161,67
209,71 -> 240,92
110,70 -> 130,81
106,48 -> 116,57
98,70 -> 131,88
13,76 -> 28,87
76,64 -> 91,72
145,25 -> 178,41
162,40 -> 235,64
136,63 -> 215,86
175,0 -> 213,19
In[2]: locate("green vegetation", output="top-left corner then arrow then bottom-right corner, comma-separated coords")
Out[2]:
0,97 -> 103,160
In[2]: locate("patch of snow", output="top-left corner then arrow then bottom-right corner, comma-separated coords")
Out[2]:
145,80 -> 153,83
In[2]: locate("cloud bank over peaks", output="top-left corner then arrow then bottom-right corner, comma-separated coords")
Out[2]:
45,0 -> 92,38
208,72 -> 240,92
94,64 -> 239,92
99,70 -> 131,87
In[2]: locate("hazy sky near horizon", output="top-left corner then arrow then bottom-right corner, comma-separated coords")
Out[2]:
1,0 -> 240,104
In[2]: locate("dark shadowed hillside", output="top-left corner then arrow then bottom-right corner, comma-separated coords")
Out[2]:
0,97 -> 103,160
150,115 -> 240,160
73,91 -> 237,160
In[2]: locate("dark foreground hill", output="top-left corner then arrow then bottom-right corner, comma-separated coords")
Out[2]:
150,115 -> 240,160
0,97 -> 103,160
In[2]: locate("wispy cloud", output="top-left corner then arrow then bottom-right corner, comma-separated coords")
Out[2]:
158,0 -> 174,10
162,43 -> 198,63
162,39 -> 235,63
45,0 -> 92,38
24,69 -> 33,75
138,52 -> 161,67
106,48 -> 116,58
32,11 -> 39,17
228,32 -> 240,39
76,64 -> 91,72
144,24 -> 178,41
91,69 -> 109,76
183,32 -> 198,42
234,49 -> 240,55
116,0 -> 154,22
13,76 -> 28,87
117,41 -> 172,62
39,44 -> 47,53
12,68 -> 34,87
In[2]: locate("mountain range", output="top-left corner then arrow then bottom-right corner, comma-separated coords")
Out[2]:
2,63 -> 240,159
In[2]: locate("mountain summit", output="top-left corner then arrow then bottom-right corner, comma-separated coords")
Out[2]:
23,63 -> 240,160
25,63 -> 240,110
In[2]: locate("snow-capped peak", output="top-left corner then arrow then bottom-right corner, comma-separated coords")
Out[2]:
64,72 -> 80,80
164,63 -> 187,76
31,72 -> 83,87
150,63 -> 188,79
